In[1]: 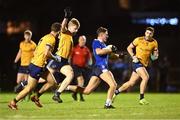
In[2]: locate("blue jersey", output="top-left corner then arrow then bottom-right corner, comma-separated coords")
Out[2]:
92,39 -> 108,69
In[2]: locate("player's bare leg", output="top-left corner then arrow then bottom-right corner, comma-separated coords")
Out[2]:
31,71 -> 56,107
67,76 -> 100,95
14,73 -> 28,93
53,65 -> 74,103
8,76 -> 37,110
136,67 -> 149,105
72,75 -> 85,101
113,71 -> 140,102
100,71 -> 117,109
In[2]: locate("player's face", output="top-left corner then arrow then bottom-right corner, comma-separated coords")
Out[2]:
68,25 -> 79,35
102,31 -> 109,42
79,36 -> 86,47
24,34 -> 31,41
145,30 -> 154,40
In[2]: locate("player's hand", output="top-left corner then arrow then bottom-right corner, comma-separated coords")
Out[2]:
132,56 -> 139,63
105,45 -> 117,52
111,45 -> 118,53
151,54 -> 158,61
51,54 -> 61,62
64,7 -> 72,18
106,45 -> 112,49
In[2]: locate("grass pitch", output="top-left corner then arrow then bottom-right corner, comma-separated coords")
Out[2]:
0,92 -> 180,119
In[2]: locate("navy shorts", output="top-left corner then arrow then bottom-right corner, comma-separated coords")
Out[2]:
18,66 -> 29,74
47,56 -> 69,71
91,65 -> 109,77
72,65 -> 85,78
132,62 -> 144,72
28,63 -> 44,80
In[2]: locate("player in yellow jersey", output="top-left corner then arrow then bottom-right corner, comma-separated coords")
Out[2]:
8,22 -> 61,110
13,30 -> 36,90
113,27 -> 159,105
30,7 -> 80,104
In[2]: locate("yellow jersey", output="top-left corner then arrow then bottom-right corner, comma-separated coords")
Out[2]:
31,34 -> 56,67
56,31 -> 73,59
20,40 -> 36,66
132,36 -> 158,67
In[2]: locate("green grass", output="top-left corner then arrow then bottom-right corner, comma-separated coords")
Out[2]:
0,92 -> 180,119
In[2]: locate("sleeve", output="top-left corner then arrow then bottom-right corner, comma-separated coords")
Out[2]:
46,37 -> 55,48
132,38 -> 139,46
92,41 -> 101,50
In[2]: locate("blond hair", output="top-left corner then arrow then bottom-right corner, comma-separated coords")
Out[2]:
68,18 -> 80,29
24,30 -> 32,36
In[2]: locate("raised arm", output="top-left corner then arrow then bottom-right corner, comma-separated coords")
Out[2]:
61,7 -> 72,32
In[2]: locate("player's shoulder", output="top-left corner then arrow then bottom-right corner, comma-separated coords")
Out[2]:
30,40 -> 37,46
135,36 -> 144,41
61,31 -> 72,36
20,40 -> 25,47
30,40 -> 36,44
20,40 -> 25,44
92,39 -> 99,45
43,34 -> 55,41
93,39 -> 100,44
152,38 -> 158,45
152,38 -> 157,42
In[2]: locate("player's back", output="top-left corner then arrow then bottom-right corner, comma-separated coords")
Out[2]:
31,34 -> 56,67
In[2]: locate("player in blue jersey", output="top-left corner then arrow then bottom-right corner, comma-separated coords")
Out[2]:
67,27 -> 119,109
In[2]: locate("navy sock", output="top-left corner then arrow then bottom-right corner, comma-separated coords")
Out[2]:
55,91 -> 61,97
37,92 -> 42,98
14,98 -> 18,103
140,94 -> 144,100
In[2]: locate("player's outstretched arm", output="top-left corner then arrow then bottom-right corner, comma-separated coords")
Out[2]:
61,7 -> 72,32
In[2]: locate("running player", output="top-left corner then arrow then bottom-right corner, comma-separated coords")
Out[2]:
30,7 -> 80,104
67,27 -> 119,109
70,35 -> 92,101
8,22 -> 61,110
113,27 -> 159,105
14,30 -> 36,93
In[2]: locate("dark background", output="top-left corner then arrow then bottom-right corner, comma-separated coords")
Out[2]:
0,0 -> 180,92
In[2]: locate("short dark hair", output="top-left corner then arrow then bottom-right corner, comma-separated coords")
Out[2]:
51,22 -> 61,32
146,27 -> 154,33
96,27 -> 108,36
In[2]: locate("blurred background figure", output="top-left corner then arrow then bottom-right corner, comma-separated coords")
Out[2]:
70,35 -> 92,101
158,55 -> 170,92
13,30 -> 36,94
